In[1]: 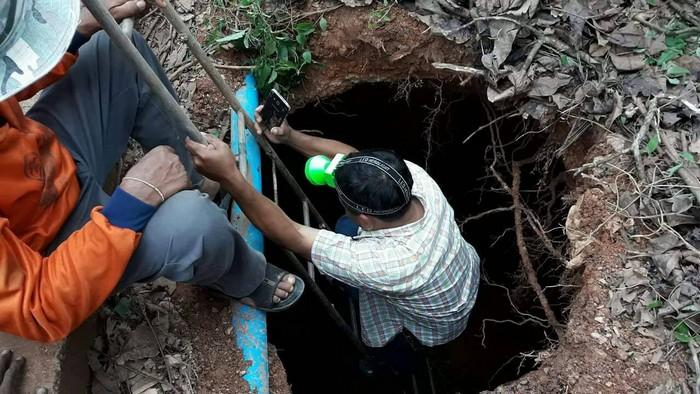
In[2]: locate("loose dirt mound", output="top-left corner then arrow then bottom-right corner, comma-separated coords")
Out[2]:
291,5 -> 476,105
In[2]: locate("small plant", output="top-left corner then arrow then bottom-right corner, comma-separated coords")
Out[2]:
209,0 -> 326,95
645,30 -> 698,85
674,321 -> 697,344
368,1 -> 394,29
646,299 -> 662,310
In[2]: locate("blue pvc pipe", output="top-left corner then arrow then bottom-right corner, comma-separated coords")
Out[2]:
230,74 -> 268,394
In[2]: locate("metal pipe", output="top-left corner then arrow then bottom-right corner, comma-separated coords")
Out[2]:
302,201 -> 315,281
81,0 -> 204,143
282,249 -> 368,356
154,0 -> 328,229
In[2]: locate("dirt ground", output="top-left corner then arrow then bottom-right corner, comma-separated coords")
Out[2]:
172,286 -> 291,394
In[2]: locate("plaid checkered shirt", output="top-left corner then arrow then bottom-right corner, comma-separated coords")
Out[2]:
311,161 -> 480,347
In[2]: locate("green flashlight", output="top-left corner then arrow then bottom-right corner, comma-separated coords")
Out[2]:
304,153 -> 345,188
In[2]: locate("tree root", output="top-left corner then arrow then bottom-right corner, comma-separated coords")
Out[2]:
632,98 -> 657,185
512,161 -> 566,339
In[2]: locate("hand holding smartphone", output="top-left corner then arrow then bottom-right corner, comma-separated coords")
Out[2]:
260,89 -> 291,129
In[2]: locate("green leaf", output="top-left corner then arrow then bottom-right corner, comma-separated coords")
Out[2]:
675,322 -> 693,343
263,35 -> 278,57
319,17 -> 328,32
255,63 -> 272,89
680,151 -> 695,162
302,50 -> 312,64
114,298 -> 131,318
646,0 -> 657,6
278,44 -> 289,62
666,35 -> 687,50
657,48 -> 682,66
666,64 -> 690,78
668,163 -> 683,176
647,299 -> 663,310
560,54 -> 570,66
294,21 -> 315,36
667,76 -> 681,85
215,30 -> 247,44
696,47 -> 700,58
243,33 -> 251,49
646,135 -> 660,154
268,69 -> 278,84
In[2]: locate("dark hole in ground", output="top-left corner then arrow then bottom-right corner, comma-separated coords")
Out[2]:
262,80 -> 573,393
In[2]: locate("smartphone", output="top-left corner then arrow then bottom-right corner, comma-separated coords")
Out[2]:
260,89 -> 291,129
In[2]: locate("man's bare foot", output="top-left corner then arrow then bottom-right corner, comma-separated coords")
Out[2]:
241,274 -> 296,307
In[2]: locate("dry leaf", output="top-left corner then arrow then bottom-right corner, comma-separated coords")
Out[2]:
609,53 -> 645,71
646,33 -> 667,56
481,20 -> 519,74
487,85 -> 516,102
563,0 -> 592,48
621,67 -> 666,96
528,75 -> 572,97
608,23 -> 644,48
589,43 -> 609,57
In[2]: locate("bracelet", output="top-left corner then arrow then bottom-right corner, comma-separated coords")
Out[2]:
122,177 -> 165,202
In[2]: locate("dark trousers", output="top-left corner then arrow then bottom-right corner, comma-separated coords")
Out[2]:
28,31 -> 265,298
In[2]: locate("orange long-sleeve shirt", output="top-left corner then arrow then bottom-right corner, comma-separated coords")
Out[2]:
0,53 -> 140,342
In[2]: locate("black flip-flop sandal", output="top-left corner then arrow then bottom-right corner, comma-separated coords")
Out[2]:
245,263 -> 305,312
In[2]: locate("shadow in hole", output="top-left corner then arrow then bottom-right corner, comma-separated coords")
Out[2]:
263,80 -> 570,393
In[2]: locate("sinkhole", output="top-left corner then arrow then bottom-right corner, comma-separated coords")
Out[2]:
262,79 -> 576,393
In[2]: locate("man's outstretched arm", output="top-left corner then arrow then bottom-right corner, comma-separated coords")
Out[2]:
186,135 -> 318,259
253,106 -> 357,158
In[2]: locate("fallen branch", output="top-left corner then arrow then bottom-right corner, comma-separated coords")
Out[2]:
633,98 -> 657,184
141,306 -> 176,389
432,62 -> 487,77
668,1 -> 700,28
659,128 -> 700,204
214,64 -> 255,71
521,40 -> 544,72
512,161 -> 565,338
633,13 -> 700,35
276,4 -> 343,25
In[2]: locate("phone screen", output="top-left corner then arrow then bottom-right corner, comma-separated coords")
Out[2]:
261,89 -> 291,128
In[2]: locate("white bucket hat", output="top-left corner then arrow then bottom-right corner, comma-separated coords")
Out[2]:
0,0 -> 80,102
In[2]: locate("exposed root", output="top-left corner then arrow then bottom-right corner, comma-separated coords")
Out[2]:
512,161 -> 566,339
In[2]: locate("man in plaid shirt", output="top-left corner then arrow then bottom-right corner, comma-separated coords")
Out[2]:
185,106 -> 480,371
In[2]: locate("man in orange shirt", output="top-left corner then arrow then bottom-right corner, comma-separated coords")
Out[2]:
0,0 -> 302,377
